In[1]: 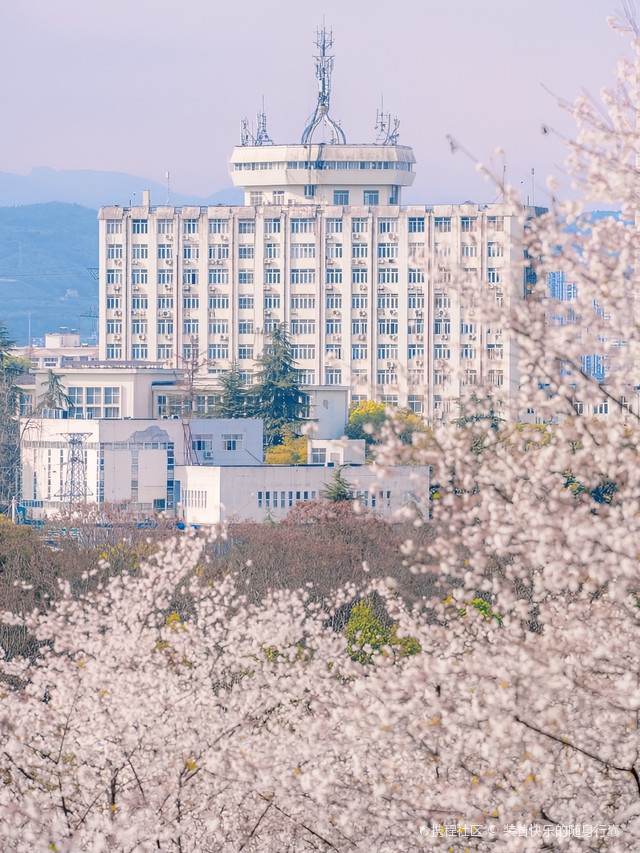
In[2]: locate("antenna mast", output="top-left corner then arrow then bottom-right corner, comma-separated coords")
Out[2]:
240,117 -> 253,146
375,102 -> 400,146
255,98 -> 274,145
240,101 -> 274,147
301,26 -> 346,145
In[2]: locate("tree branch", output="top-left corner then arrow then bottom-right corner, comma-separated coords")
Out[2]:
515,715 -> 640,796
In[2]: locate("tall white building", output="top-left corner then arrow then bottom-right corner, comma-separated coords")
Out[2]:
97,30 -> 542,422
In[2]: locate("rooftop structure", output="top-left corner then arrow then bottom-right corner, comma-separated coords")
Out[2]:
96,29 -> 543,423
231,26 -> 415,208
12,331 -> 98,372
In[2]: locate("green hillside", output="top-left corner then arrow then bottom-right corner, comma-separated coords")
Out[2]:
0,203 -> 98,345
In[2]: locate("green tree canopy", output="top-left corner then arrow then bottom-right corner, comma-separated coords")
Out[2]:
321,466 -> 354,502
213,361 -> 249,419
254,324 -> 307,446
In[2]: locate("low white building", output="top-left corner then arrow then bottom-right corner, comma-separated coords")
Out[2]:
176,463 -> 428,525
18,363 -> 184,420
20,417 -> 264,519
19,410 -> 427,524
13,332 -> 99,372
18,365 -> 426,524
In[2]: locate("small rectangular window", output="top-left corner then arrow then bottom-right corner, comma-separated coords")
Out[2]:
264,218 -> 281,234
291,218 -> 313,233
222,433 -> 244,451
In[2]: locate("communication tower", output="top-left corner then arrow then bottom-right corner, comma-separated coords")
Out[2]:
301,26 -> 346,145
55,433 -> 93,506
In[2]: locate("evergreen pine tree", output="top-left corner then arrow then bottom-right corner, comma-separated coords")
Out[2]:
254,324 -> 306,446
39,370 -> 72,413
213,361 -> 250,419
321,466 -> 354,502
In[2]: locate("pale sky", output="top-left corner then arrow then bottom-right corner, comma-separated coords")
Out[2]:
0,0 -> 628,205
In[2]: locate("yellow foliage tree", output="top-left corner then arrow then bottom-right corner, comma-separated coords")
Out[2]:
264,430 -> 307,465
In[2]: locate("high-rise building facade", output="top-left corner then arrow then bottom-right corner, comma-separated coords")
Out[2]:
97,31 -> 542,422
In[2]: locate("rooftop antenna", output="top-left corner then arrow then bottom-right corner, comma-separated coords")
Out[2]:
301,25 -> 346,145
255,97 -> 274,146
493,156 -> 507,203
166,170 -> 171,204
375,97 -> 400,146
240,117 -> 254,146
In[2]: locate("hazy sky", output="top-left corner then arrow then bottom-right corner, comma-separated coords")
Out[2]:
0,0 -> 628,205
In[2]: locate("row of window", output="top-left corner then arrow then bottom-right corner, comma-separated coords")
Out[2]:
66,386 -> 121,419
259,486 -> 393,511
286,344 -> 426,361
434,372 -> 503,389
107,293 -> 427,313
257,489 -> 318,509
108,318 -> 415,337
107,266 -> 499,287
112,240 -> 504,261
434,216 -> 505,233
103,340 -> 502,391
107,318 -> 424,339
260,189 -> 400,205
107,315 -> 503,358
106,309 -> 428,337
106,215 -> 504,237
234,158 -> 412,172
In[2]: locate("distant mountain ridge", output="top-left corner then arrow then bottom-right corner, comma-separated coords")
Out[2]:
0,167 -> 242,210
0,202 -> 98,345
